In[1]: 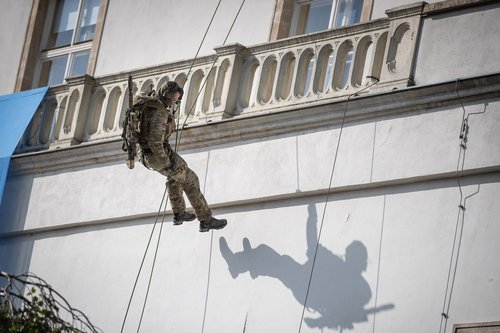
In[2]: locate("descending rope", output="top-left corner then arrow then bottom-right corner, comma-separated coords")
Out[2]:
168,3 -> 246,332
120,1 -> 224,332
135,197 -> 169,333
121,1 -> 249,331
438,79 -> 484,333
139,0 -> 246,326
201,230 -> 215,333
298,78 -> 379,332
136,2 -> 246,329
120,187 -> 169,333
172,0 -> 223,149
174,0 -> 247,152
184,0 -> 223,81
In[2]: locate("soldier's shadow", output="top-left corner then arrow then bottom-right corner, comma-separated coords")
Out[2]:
219,203 -> 394,331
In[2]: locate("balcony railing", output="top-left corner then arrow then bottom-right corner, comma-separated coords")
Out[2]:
16,2 -> 425,153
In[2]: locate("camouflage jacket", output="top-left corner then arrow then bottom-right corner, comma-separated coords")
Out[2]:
135,94 -> 175,167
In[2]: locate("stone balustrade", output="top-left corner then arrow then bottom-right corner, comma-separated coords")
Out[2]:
16,2 -> 425,153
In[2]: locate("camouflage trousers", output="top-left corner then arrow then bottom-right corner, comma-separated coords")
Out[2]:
141,148 -> 212,221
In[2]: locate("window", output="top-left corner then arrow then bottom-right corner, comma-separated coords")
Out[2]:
36,0 -> 100,87
294,0 -> 332,35
290,0 -> 366,36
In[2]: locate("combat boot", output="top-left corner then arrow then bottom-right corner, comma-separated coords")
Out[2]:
199,216 -> 227,232
173,212 -> 196,225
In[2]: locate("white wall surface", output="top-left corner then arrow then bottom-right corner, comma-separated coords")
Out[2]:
3,98 -> 500,233
1,94 -> 499,332
2,176 -> 499,333
2,1 -> 500,331
94,0 -> 276,76
414,2 -> 500,85
0,0 -> 32,95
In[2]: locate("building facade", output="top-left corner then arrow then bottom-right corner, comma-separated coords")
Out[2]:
1,0 -> 500,332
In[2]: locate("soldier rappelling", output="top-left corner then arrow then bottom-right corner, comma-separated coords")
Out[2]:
122,77 -> 227,232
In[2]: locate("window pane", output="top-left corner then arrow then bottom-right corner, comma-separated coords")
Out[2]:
334,0 -> 363,28
350,0 -> 364,25
334,0 -> 347,27
295,4 -> 310,35
304,58 -> 315,93
47,0 -> 79,48
341,49 -> 353,88
294,1 -> 333,36
323,53 -> 334,92
69,51 -> 90,77
38,55 -> 69,86
304,2 -> 332,34
77,0 -> 100,42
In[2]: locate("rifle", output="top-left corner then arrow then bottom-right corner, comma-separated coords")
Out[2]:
121,75 -> 138,169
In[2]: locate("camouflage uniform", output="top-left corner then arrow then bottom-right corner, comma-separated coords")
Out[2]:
136,85 -> 212,222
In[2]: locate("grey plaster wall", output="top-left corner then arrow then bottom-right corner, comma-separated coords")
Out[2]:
0,0 -> 32,95
1,94 -> 499,332
414,2 -> 500,85
2,98 -> 500,233
94,0 -> 276,76
2,2 -> 500,332
2,176 -> 498,333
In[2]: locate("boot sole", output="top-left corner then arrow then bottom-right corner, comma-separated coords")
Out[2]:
173,215 -> 197,226
199,220 -> 227,232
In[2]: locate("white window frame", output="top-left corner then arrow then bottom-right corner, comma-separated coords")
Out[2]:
34,0 -> 96,87
289,0 -> 363,37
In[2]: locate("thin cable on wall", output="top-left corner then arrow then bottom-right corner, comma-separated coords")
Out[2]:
174,0 -> 247,153
298,76 -> 379,333
438,78 -> 485,333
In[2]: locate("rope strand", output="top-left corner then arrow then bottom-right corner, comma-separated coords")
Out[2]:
121,1 -> 246,331
298,78 -> 379,332
174,0 -> 247,152
120,187 -> 168,333
120,2 -> 222,331
136,196 -> 170,332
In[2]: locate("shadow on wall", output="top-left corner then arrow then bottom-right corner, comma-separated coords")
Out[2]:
0,236 -> 35,275
0,174 -> 36,275
0,173 -> 35,235
219,203 -> 394,330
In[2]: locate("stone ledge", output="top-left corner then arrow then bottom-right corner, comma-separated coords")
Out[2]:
1,167 -> 498,238
9,72 -> 500,176
385,1 -> 426,18
453,321 -> 500,333
423,0 -> 498,15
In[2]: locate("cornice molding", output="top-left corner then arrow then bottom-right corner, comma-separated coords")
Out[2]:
423,0 -> 499,15
2,166 -> 499,238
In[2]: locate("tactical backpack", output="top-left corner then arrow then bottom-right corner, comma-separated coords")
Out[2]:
121,75 -> 141,169
121,76 -> 163,169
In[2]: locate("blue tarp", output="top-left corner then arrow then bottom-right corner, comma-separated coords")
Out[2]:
0,87 -> 48,204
